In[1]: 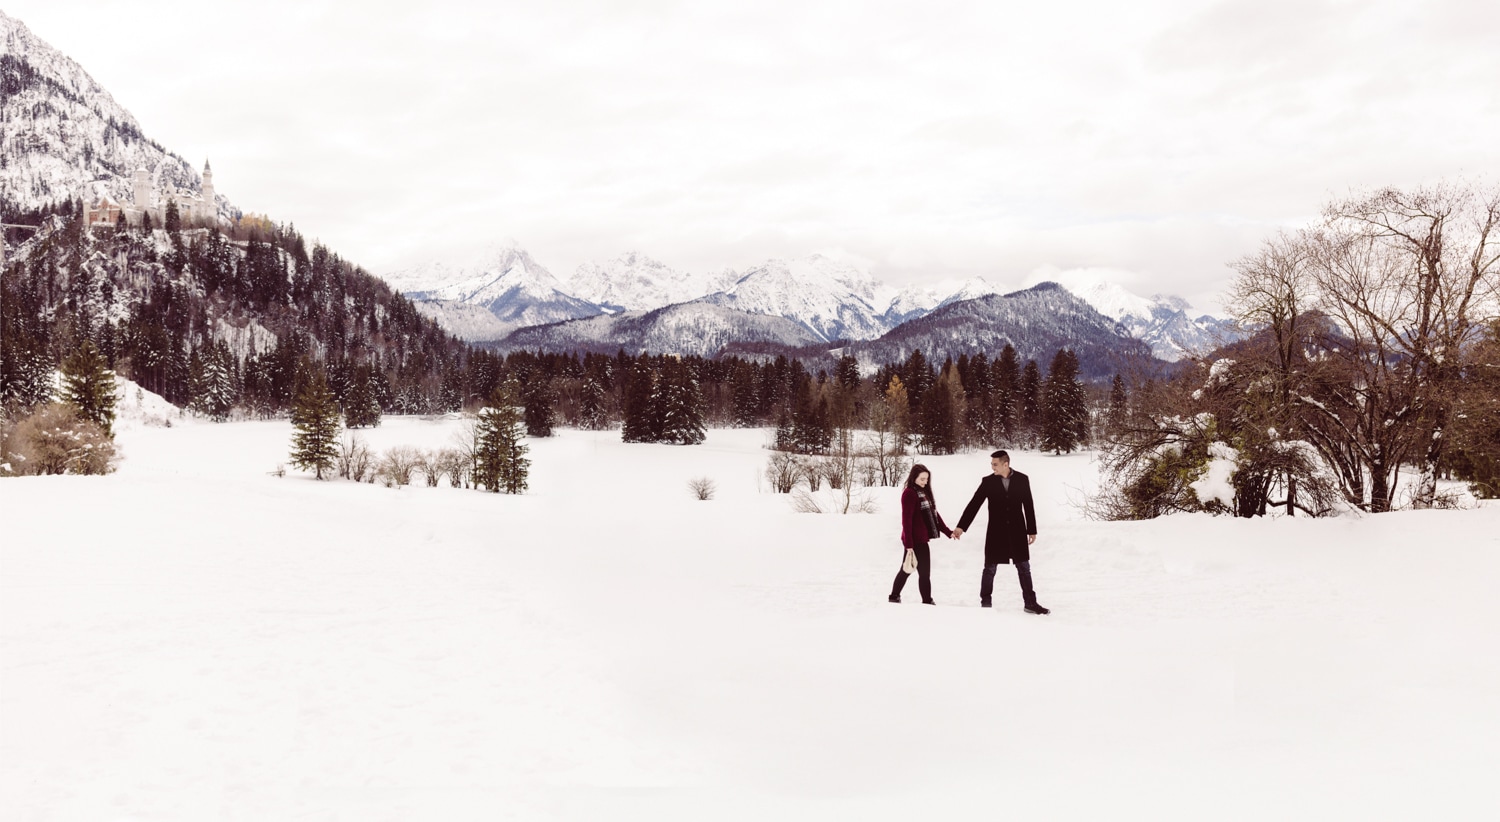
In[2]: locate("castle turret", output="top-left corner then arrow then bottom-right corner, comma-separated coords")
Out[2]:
200,160 -> 216,223
132,167 -> 151,209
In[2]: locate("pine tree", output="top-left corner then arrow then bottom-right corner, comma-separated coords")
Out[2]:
1041,349 -> 1088,454
1019,359 -> 1042,447
474,381 -> 529,493
903,349 -> 932,414
774,408 -> 796,451
60,340 -> 116,437
344,366 -> 382,428
1106,373 -> 1129,441
964,353 -> 992,446
658,359 -> 706,445
918,363 -> 960,455
522,375 -> 557,437
289,369 -> 341,479
190,347 -> 235,422
579,375 -> 608,430
621,360 -> 655,443
731,363 -> 760,427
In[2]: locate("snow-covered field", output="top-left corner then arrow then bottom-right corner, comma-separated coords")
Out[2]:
4,407 -> 1499,821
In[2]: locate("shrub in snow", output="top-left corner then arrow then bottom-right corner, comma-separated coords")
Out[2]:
376,445 -> 424,487
436,448 -> 469,488
801,459 -> 823,491
790,487 -> 879,515
417,448 -> 446,487
337,434 -> 374,482
1,403 -> 118,476
688,476 -> 716,501
764,451 -> 801,494
1091,411 -> 1344,520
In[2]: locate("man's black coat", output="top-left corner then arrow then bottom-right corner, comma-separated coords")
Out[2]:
956,470 -> 1036,566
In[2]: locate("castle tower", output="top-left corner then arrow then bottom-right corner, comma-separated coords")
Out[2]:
132,167 -> 151,209
200,159 -> 215,219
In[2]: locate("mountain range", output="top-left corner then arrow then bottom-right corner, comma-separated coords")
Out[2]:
3,7 -> 1231,383
386,244 -> 1234,364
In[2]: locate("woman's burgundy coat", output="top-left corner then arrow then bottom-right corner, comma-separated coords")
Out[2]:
900,487 -> 951,550
955,470 -> 1036,565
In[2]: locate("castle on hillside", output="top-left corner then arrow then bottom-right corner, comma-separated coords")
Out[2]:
86,160 -> 219,229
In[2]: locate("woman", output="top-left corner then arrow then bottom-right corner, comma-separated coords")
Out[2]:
889,463 -> 952,604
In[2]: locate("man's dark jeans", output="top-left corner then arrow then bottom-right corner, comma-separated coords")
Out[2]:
980,560 -> 1035,606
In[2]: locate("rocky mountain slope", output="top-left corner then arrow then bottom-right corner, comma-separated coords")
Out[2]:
0,12 -> 232,220
493,301 -> 821,358
847,282 -> 1155,380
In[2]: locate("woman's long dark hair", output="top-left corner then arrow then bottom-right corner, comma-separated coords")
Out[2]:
904,463 -> 935,502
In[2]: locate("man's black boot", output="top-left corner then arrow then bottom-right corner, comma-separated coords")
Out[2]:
1024,600 -> 1050,615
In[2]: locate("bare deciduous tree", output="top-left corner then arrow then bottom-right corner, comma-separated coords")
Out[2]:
337,433 -> 375,482
418,449 -> 445,487
1321,183 -> 1500,507
1218,180 -> 1500,513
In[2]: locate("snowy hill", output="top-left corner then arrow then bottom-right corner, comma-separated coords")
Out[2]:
0,12 -> 234,219
390,243 -> 603,329
1066,281 -> 1240,361
850,282 -> 1156,380
494,300 -> 822,357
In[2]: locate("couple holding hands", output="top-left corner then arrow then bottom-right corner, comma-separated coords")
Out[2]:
889,450 -> 1050,615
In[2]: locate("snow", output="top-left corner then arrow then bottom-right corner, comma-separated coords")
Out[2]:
5,415 -> 1500,820
1190,441 -> 1239,508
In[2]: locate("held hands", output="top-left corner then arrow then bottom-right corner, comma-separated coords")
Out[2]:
948,529 -> 1034,544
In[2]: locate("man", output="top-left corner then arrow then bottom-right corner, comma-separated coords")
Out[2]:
953,450 -> 1049,614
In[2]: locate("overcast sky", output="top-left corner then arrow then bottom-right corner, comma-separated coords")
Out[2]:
9,0 -> 1498,310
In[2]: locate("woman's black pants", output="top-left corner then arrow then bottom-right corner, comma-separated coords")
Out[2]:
891,540 -> 932,602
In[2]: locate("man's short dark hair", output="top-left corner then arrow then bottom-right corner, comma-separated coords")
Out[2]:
991,450 -> 1010,461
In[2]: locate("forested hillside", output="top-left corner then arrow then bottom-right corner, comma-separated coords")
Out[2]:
2,206 -> 472,417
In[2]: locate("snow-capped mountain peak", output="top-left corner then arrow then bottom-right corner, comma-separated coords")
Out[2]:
567,251 -> 733,312
1068,280 -> 1159,325
1060,280 -> 1238,361
709,255 -> 889,342
935,276 -> 1005,307
385,243 -> 602,331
